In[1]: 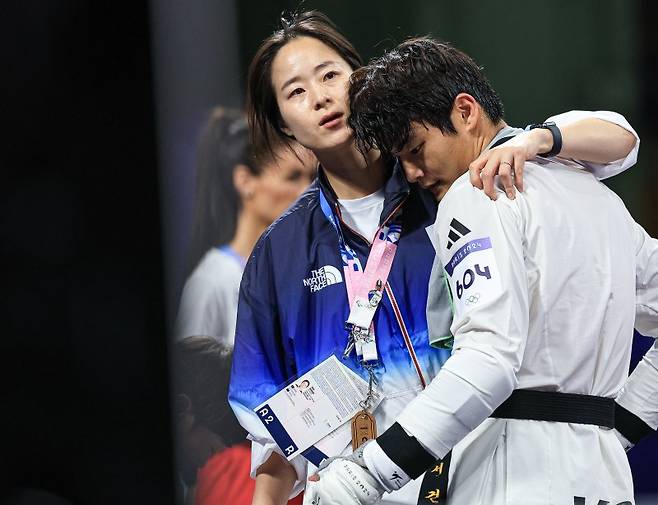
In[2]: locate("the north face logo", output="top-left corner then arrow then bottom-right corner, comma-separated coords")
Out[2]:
303,265 -> 343,292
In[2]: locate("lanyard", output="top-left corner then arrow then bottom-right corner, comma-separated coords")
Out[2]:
319,188 -> 403,364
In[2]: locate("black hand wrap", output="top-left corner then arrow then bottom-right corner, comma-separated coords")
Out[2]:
376,422 -> 436,479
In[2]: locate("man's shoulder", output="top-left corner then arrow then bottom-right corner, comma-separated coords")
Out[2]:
438,173 -> 486,213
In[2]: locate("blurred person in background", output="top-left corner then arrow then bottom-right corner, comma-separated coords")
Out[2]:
227,10 -> 640,505
173,336 -> 254,505
175,107 -> 316,344
173,336 -> 305,505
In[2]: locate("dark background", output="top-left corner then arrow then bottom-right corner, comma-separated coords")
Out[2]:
2,2 -> 174,504
2,1 -> 657,503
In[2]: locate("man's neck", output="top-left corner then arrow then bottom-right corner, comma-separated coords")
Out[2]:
475,120 -> 508,157
316,143 -> 387,200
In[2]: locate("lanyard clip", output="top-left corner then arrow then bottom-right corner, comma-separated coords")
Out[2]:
343,333 -> 356,359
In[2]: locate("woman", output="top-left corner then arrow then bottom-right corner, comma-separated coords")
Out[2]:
175,107 -> 316,344
228,11 -> 639,505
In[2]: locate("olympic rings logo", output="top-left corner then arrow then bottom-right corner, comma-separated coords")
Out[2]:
464,293 -> 481,306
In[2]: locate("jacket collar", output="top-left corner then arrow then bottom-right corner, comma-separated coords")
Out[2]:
317,157 -> 410,226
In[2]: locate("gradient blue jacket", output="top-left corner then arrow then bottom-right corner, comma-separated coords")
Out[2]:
228,161 -> 451,494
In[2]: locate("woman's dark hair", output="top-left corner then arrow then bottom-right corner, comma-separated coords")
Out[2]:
348,37 -> 504,156
172,336 -> 246,446
247,10 -> 363,157
188,107 -> 280,274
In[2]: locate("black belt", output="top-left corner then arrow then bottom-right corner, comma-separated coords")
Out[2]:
491,389 -> 615,428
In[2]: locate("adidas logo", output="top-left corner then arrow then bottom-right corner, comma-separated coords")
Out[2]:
303,265 -> 344,293
447,218 -> 471,250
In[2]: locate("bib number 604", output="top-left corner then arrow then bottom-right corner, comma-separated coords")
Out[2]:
456,264 -> 491,299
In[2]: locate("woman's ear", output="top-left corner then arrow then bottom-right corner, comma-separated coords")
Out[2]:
280,123 -> 295,139
233,164 -> 256,200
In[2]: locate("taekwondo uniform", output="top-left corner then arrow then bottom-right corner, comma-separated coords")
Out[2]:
387,119 -> 652,505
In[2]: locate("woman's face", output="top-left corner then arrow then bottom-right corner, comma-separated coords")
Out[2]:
250,145 -> 316,224
271,36 -> 354,153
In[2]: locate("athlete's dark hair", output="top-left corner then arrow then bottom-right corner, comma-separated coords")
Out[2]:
247,10 -> 363,157
188,107 -> 286,274
348,37 -> 504,156
172,336 -> 246,446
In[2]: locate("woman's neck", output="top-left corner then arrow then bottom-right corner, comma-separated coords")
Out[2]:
229,210 -> 267,260
316,143 -> 387,200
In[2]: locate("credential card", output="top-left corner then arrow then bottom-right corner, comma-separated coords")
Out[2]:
254,355 -> 382,461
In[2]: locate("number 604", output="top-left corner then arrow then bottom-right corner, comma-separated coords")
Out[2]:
456,264 -> 491,299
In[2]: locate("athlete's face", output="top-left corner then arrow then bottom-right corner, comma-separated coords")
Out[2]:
250,144 -> 316,224
398,100 -> 478,200
271,36 -> 355,153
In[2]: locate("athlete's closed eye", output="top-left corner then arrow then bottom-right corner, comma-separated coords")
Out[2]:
409,142 -> 425,156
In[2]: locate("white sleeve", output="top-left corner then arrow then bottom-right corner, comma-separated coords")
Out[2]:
615,223 -> 658,432
174,273 -> 227,341
617,341 -> 658,431
232,402 -> 308,497
396,182 -> 528,459
634,222 -> 658,336
546,110 -> 640,180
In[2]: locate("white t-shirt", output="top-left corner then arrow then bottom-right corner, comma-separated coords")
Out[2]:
338,189 -> 385,243
174,246 -> 245,346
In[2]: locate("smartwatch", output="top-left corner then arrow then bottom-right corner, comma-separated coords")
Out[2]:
526,121 -> 562,157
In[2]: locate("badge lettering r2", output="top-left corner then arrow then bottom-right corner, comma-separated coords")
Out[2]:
455,263 -> 491,299
258,407 -> 274,425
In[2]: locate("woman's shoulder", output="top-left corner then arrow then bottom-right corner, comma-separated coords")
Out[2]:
194,248 -> 243,278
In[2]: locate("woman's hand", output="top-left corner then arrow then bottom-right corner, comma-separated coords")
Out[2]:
469,128 -> 552,200
252,452 -> 297,505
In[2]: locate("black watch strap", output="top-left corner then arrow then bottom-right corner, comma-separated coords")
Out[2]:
527,121 -> 562,157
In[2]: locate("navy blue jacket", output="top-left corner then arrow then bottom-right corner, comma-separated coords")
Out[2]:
229,160 -> 450,473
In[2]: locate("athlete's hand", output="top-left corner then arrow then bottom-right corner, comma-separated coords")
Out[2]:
469,128 -> 553,200
303,458 -> 385,505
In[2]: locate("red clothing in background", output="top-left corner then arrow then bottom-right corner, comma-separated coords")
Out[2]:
195,444 -> 303,505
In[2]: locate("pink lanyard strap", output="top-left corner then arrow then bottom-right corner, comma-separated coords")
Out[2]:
342,219 -> 401,306
319,187 -> 403,362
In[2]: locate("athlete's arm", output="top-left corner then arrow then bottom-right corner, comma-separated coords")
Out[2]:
471,110 -> 639,199
253,453 -> 298,505
614,222 -> 658,449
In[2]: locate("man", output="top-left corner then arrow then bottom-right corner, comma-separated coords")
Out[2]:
304,37 -> 657,505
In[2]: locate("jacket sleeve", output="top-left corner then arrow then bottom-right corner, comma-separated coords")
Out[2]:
395,180 -> 528,459
546,110 -> 639,180
228,236 -> 308,496
614,222 -> 658,444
